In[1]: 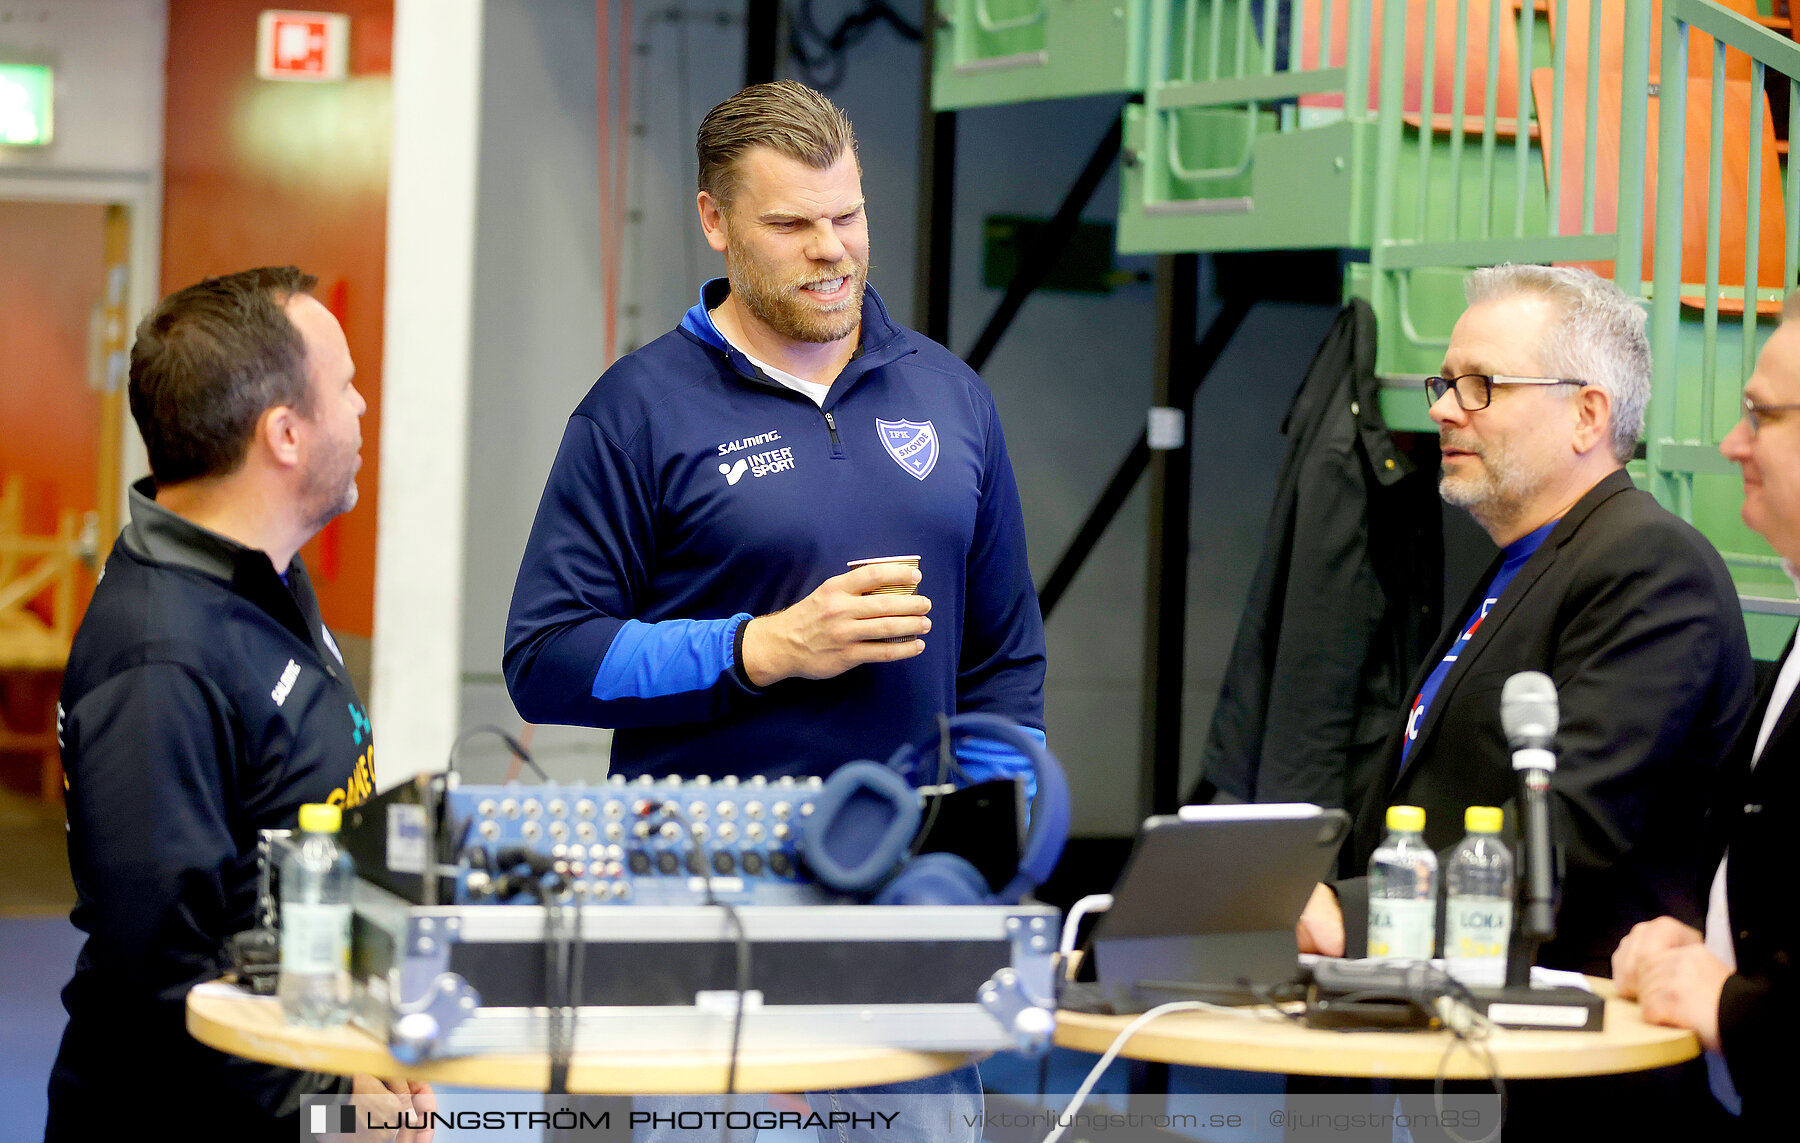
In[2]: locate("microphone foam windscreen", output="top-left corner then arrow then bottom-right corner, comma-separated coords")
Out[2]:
1500,670 -> 1559,749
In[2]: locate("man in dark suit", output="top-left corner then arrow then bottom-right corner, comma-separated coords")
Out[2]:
1296,264 -> 1753,975
1613,296 -> 1800,1130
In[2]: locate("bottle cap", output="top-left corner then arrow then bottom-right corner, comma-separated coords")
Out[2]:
298,803 -> 342,834
1385,805 -> 1425,832
1464,806 -> 1503,833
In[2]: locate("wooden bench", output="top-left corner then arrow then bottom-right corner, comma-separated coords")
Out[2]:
1531,0 -> 1788,315
1299,0 -> 1530,137
0,475 -> 81,805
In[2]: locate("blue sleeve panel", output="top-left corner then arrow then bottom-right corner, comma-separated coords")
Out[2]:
955,725 -> 1045,804
505,414 -> 763,728
593,614 -> 752,701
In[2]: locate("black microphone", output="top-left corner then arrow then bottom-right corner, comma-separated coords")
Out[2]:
1442,671 -> 1605,1030
1500,671 -> 1559,951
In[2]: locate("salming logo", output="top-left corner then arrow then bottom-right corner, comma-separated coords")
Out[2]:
717,430 -> 781,456
271,659 -> 301,706
719,458 -> 750,485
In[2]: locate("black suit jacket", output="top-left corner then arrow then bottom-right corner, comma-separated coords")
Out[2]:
1705,635 -> 1800,1126
1340,469 -> 1754,974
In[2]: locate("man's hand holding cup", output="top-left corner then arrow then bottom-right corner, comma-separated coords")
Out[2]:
741,557 -> 929,686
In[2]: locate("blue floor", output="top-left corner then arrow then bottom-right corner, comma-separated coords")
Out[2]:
0,917 -> 81,1143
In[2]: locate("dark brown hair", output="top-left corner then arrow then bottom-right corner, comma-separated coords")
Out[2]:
128,266 -> 318,485
696,80 -> 857,210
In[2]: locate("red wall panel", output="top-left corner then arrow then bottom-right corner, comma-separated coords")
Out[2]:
0,200 -> 107,615
162,0 -> 394,636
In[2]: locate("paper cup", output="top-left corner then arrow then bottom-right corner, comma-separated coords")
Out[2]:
846,555 -> 921,595
847,556 -> 922,640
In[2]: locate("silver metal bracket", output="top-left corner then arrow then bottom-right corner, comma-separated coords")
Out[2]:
982,911 -> 1058,1054
389,972 -> 480,1064
978,967 -> 1056,1056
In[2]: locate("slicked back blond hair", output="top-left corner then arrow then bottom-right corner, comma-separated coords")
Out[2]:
697,80 -> 857,212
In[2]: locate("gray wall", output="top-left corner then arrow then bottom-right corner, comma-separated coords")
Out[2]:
457,3 -> 1340,833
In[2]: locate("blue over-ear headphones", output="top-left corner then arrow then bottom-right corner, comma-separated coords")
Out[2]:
799,713 -> 1070,906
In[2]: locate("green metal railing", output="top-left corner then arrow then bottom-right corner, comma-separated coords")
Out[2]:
1646,0 -> 1800,637
1121,2 -> 1648,269
1144,0 -> 1360,186
931,0 -> 1150,109
934,1 -> 1800,644
1364,1 -> 1650,383
1119,1 -> 1372,251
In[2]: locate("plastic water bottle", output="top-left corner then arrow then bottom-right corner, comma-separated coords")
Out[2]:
1367,805 -> 1437,961
279,802 -> 354,1027
1445,806 -> 1514,983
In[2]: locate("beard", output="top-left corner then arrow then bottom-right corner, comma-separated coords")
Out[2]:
300,436 -> 360,533
725,240 -> 869,345
1438,430 -> 1545,532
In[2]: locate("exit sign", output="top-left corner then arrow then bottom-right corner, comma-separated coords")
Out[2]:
0,63 -> 53,146
257,10 -> 349,81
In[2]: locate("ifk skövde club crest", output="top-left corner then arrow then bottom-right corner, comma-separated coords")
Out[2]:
876,419 -> 938,480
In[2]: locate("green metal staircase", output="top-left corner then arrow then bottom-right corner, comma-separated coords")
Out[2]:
933,0 -> 1800,655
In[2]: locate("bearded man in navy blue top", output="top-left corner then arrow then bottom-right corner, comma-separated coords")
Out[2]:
505,82 -> 1046,1139
505,81 -> 1046,807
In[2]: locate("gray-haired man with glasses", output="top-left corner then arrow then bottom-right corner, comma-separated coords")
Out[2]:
1612,292 -> 1800,1130
1298,264 -> 1752,984
1292,263 -> 1753,1134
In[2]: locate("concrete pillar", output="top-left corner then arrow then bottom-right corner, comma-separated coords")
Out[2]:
371,0 -> 485,785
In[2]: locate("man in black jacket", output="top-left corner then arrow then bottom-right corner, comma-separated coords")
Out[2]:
44,268 -> 430,1140
1297,265 -> 1752,976
1613,295 -> 1800,1131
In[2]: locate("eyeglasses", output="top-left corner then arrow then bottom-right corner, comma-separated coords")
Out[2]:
1742,395 -> 1800,432
1425,373 -> 1588,412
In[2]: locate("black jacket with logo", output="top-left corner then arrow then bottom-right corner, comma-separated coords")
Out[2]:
46,482 -> 372,1140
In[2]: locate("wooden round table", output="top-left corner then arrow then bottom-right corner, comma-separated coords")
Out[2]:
187,982 -> 985,1093
1052,980 -> 1699,1080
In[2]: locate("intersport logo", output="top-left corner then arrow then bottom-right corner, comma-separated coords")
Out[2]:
716,447 -> 797,485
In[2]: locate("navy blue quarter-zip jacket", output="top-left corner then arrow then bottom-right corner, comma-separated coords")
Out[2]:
505,281 -> 1046,779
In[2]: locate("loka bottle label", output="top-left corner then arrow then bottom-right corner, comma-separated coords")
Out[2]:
280,902 -> 351,973
1446,898 -> 1513,960
1368,898 -> 1435,959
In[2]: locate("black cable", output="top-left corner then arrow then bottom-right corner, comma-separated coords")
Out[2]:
542,873 -> 586,1098
787,1 -> 923,92
516,859 -> 576,1093
903,712 -> 956,861
544,883 -> 571,1094
655,801 -> 753,1115
449,724 -> 548,782
1309,962 -> 1505,1141
1422,969 -> 1504,1143
1248,979 -> 1317,1028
